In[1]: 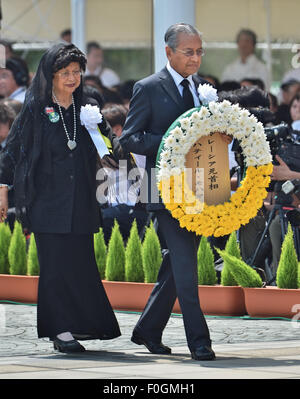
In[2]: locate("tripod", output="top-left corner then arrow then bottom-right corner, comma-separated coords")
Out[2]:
249,202 -> 300,285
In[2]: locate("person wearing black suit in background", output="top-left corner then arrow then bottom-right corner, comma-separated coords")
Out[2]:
119,23 -> 231,361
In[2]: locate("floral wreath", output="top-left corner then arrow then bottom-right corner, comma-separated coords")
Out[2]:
156,84 -> 273,237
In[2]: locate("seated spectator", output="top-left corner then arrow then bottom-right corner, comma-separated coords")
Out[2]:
0,102 -> 15,148
240,77 -> 265,91
201,74 -> 220,90
83,74 -> 123,105
281,48 -> 300,84
0,102 -> 17,230
268,92 -> 279,115
219,80 -> 241,92
83,84 -> 105,109
0,57 -> 30,103
221,29 -> 269,90
275,80 -> 300,125
99,103 -> 148,243
85,41 -> 120,88
0,98 -> 22,115
60,28 -> 72,43
119,79 -> 136,108
0,39 -> 15,59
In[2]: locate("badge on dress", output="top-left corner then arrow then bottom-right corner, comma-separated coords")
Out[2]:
48,111 -> 60,123
45,107 -> 60,123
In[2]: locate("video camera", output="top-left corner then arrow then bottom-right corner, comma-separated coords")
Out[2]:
232,122 -> 291,173
264,123 -> 291,158
273,179 -> 300,206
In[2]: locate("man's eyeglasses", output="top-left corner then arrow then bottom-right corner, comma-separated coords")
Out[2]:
57,70 -> 82,79
176,48 -> 205,57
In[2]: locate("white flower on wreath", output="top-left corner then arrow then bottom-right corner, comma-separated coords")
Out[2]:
179,118 -> 191,131
164,135 -> 176,148
197,83 -> 218,105
171,126 -> 185,140
80,104 -> 103,130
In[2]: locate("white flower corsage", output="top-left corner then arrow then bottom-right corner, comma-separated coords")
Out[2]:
80,104 -> 103,130
197,83 -> 218,105
80,104 -> 109,158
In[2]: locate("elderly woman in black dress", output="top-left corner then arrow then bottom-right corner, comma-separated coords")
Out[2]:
0,43 -> 121,353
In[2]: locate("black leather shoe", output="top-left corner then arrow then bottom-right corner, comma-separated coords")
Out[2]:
191,346 -> 216,361
53,337 -> 86,353
131,331 -> 171,355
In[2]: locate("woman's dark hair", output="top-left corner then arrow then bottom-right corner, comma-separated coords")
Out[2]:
219,86 -> 270,108
83,85 -> 105,109
218,86 -> 274,125
219,80 -> 241,92
83,74 -> 105,90
289,92 -> 300,111
52,44 -> 86,74
102,103 -> 128,128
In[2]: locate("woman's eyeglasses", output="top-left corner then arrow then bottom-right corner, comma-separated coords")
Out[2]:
176,48 -> 205,57
57,70 -> 82,79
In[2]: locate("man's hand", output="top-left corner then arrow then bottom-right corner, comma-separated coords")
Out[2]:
101,154 -> 119,170
219,133 -> 233,145
270,155 -> 298,181
0,187 -> 8,222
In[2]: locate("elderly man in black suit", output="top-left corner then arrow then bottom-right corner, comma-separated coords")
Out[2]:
119,23 -> 216,361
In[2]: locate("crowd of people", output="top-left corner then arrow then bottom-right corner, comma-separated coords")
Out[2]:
0,26 -> 300,283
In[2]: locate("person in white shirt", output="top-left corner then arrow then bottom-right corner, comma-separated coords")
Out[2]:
85,41 -> 120,88
221,29 -> 269,90
99,103 -> 148,243
0,57 -> 29,103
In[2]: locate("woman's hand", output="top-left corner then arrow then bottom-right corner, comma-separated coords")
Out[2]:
0,187 -> 8,222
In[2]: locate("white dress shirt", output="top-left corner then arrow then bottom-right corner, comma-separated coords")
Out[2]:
9,87 -> 26,103
166,62 -> 200,106
221,54 -> 269,89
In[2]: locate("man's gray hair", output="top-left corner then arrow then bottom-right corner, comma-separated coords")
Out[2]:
164,23 -> 202,51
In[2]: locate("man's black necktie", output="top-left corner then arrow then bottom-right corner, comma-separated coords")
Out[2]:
180,79 -> 195,111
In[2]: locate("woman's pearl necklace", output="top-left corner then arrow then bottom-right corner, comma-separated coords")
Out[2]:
52,91 -> 77,150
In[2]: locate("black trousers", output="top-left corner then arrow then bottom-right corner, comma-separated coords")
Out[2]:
133,209 -> 211,351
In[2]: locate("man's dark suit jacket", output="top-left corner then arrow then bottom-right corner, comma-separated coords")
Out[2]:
119,67 -> 207,211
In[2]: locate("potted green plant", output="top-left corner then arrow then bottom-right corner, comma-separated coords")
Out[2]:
0,222 -> 38,303
0,222 -> 11,274
105,220 -> 125,281
142,221 -> 162,283
8,220 -> 27,276
94,227 -> 107,279
125,220 -> 144,282
196,234 -> 246,316
218,225 -> 300,319
27,233 -> 40,276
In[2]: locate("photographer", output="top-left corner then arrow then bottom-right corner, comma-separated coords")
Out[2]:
218,87 -> 274,268
267,94 -> 300,275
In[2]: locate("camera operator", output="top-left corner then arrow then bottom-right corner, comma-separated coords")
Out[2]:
218,86 -> 274,268
267,93 -> 300,275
